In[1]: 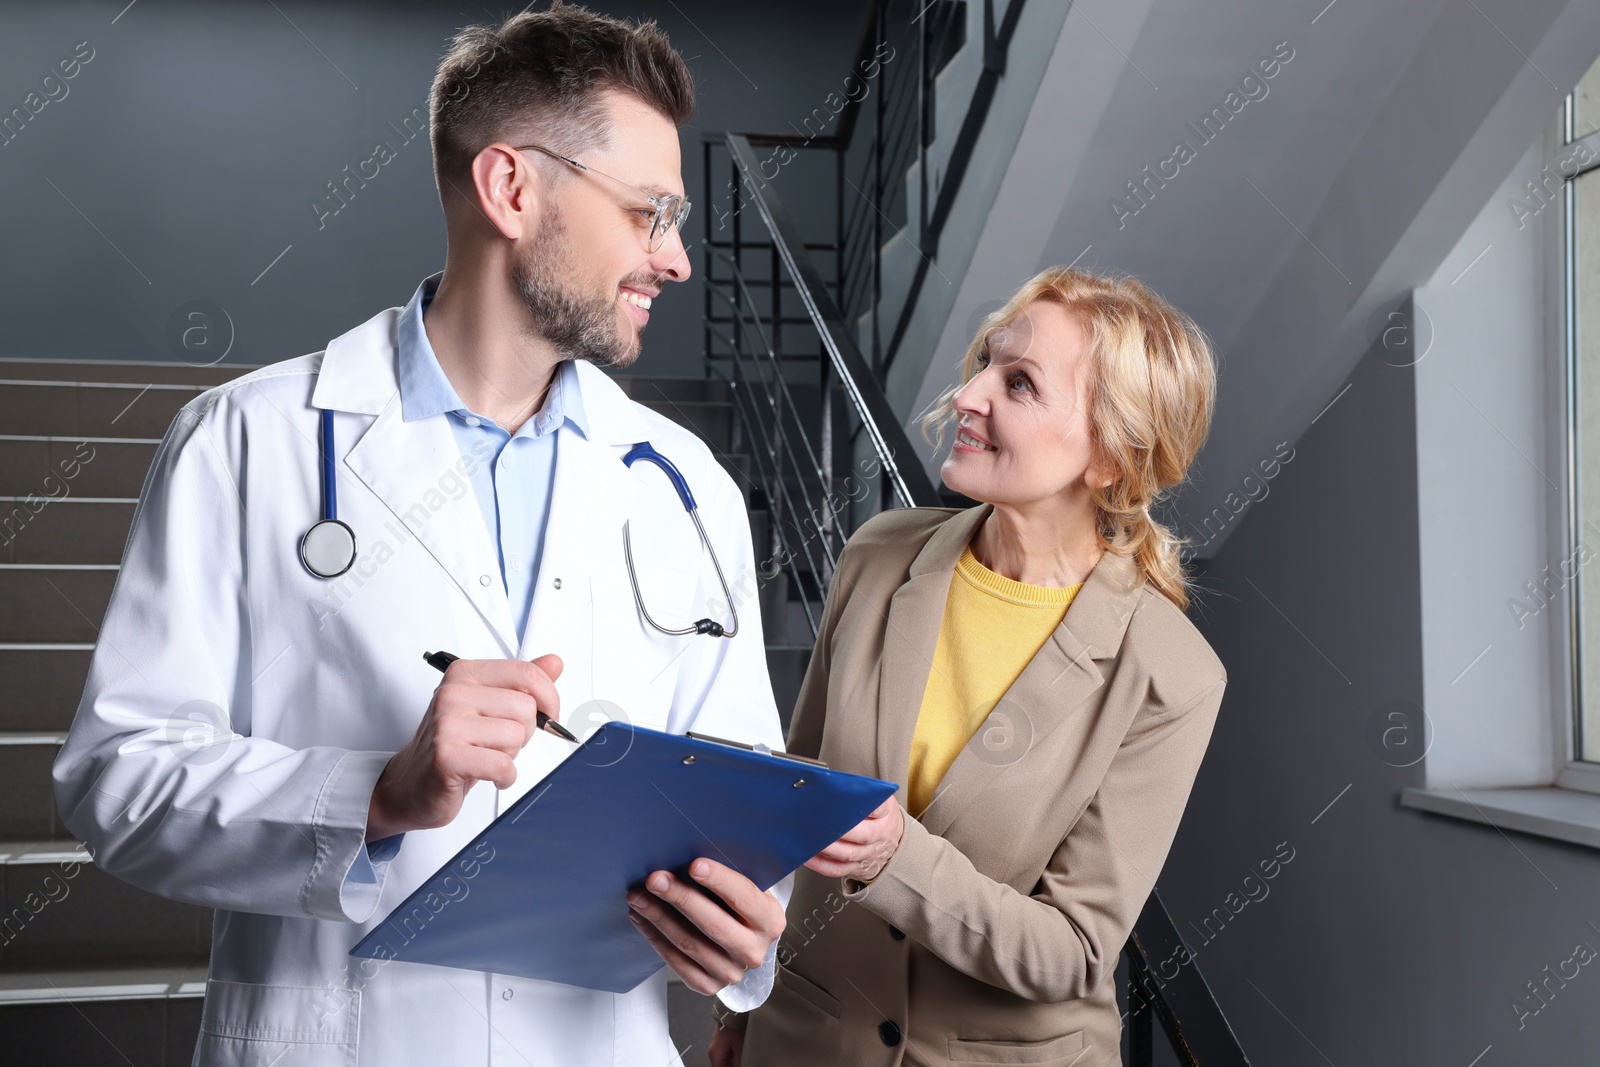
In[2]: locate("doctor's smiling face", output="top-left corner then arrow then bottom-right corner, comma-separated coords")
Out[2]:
504,89 -> 690,370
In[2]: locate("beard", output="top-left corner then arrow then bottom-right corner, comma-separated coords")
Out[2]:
510,204 -> 652,370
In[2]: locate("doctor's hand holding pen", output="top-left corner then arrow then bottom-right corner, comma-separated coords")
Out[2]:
365,654 -> 566,842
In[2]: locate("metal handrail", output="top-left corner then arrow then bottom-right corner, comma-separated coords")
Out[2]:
724,132 -> 940,510
706,247 -> 850,554
704,282 -> 842,588
1125,890 -> 1254,1065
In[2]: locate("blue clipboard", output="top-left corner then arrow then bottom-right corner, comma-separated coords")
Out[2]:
350,721 -> 898,993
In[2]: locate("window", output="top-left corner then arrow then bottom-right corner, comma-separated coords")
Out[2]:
1563,52 -> 1600,781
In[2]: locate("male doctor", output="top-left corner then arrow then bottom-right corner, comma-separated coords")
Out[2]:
52,6 -> 787,1064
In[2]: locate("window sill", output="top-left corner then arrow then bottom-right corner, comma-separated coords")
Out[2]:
1399,786 -> 1600,850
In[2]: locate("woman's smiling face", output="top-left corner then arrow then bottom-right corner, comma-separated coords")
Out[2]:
941,300 -> 1114,507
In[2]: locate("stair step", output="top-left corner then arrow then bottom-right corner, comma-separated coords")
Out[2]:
0,435 -> 161,498
0,963 -> 208,1005
0,646 -> 92,733
0,965 -> 205,1067
0,358 -> 255,387
0,841 -> 212,971
0,381 -> 202,439
0,567 -> 117,644
0,498 -> 136,565
611,374 -> 731,405
0,735 -> 68,839
630,398 -> 732,450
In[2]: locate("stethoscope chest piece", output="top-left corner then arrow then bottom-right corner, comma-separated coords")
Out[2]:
301,518 -> 357,579
301,408 -> 357,580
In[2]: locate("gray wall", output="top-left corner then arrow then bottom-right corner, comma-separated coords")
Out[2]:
1161,334 -> 1600,1062
0,0 -> 865,377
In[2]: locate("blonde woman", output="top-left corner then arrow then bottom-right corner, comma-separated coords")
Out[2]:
715,267 -> 1227,1067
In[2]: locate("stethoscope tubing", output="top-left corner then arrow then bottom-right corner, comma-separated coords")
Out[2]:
621,442 -> 738,639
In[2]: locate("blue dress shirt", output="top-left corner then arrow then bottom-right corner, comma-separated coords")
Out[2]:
395,272 -> 589,643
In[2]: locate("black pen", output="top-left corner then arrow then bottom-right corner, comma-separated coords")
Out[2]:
423,650 -> 579,742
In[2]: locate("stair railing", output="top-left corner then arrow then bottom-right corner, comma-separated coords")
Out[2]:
702,4 -> 1252,1063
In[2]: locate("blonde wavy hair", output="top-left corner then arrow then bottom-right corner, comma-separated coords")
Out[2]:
918,266 -> 1216,612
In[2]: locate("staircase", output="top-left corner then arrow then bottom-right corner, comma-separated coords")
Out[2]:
0,357 -> 791,1064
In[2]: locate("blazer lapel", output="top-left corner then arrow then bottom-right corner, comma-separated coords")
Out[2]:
873,506 -> 991,789
902,521 -> 1146,839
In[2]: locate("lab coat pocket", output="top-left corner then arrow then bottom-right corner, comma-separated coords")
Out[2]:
947,1029 -> 1085,1065
194,980 -> 358,1066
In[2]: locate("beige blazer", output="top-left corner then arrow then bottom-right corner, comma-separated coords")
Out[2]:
742,505 -> 1226,1067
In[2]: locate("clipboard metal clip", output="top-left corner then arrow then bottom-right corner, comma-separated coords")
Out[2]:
684,731 -> 830,768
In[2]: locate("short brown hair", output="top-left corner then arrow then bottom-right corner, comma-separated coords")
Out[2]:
428,2 -> 694,203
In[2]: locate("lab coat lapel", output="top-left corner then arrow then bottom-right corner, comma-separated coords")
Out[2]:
311,304 -> 519,653
917,543 -> 1144,839
343,399 -> 519,653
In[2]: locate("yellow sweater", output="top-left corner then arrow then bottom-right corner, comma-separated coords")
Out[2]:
906,547 -> 1083,817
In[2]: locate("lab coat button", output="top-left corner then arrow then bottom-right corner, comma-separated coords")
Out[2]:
501,988 -> 513,1001
479,575 -> 491,586
553,578 -> 562,589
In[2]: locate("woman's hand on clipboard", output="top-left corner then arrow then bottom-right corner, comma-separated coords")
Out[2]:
366,655 -> 565,842
625,858 -> 786,995
804,795 -> 905,884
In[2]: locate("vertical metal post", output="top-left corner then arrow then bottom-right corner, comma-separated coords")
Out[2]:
1127,956 -> 1156,1067
872,0 -> 886,374
771,239 -> 782,373
917,0 -> 931,257
702,138 -> 714,372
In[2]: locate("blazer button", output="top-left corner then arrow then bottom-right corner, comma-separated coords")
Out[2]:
878,1020 -> 902,1047
887,924 -> 905,940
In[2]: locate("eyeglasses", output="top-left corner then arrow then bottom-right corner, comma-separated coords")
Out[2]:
514,143 -> 692,253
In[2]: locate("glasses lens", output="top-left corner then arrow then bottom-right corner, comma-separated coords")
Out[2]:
647,197 -> 689,253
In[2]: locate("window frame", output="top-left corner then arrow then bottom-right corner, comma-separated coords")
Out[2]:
1558,105 -> 1600,792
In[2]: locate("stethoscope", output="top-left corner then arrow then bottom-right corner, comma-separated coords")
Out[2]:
300,409 -> 358,579
622,441 -> 738,639
300,411 -> 738,640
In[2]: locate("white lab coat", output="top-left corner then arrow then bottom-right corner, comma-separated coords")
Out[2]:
52,300 -> 787,1067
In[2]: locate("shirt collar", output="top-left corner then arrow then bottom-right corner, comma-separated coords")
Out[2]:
396,271 -> 589,439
